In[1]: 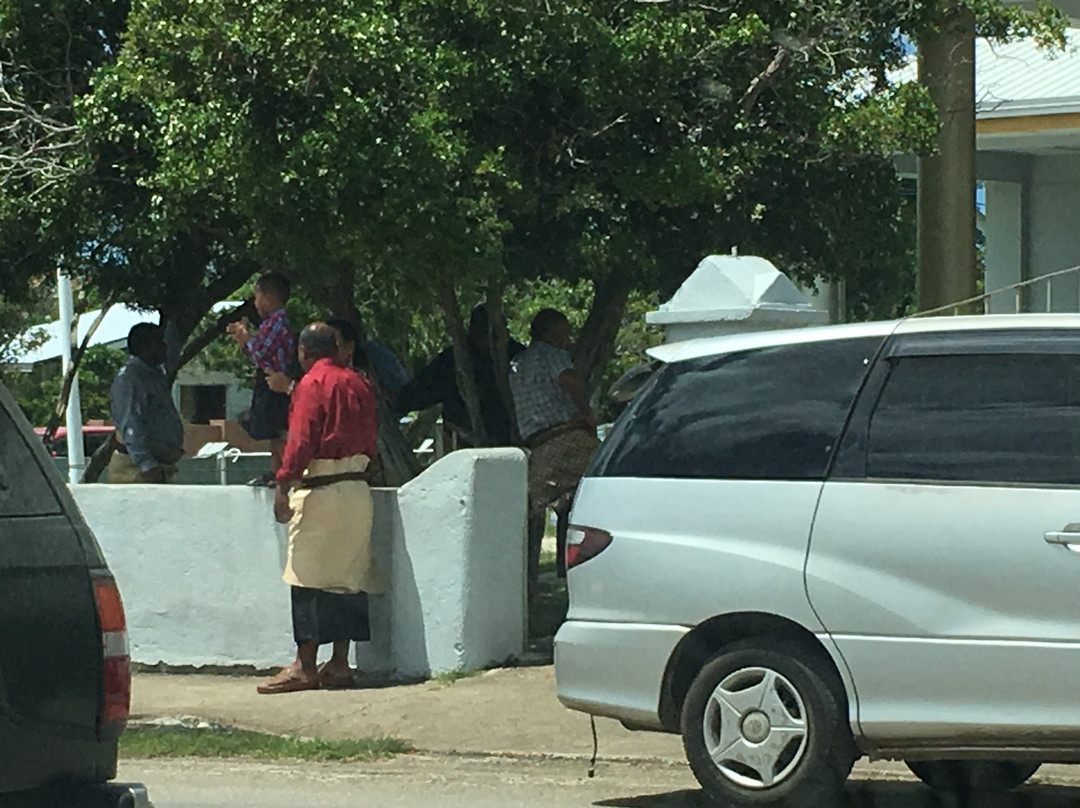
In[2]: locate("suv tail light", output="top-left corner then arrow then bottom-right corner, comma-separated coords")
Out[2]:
93,574 -> 130,733
566,526 -> 612,570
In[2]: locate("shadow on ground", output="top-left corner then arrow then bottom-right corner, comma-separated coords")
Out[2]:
594,782 -> 1080,808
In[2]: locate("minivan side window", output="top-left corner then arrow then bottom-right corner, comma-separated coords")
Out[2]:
0,406 -> 62,517
865,353 -> 1080,485
589,337 -> 881,481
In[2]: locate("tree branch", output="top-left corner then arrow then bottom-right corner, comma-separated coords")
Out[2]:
41,303 -> 112,446
0,60 -> 83,192
438,273 -> 488,446
741,46 -> 791,114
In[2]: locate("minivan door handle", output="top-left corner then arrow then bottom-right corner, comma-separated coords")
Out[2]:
1045,530 -> 1080,546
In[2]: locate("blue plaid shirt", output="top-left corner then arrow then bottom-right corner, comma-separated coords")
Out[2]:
243,308 -> 294,373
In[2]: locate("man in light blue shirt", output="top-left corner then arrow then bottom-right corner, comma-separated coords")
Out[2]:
108,322 -> 184,483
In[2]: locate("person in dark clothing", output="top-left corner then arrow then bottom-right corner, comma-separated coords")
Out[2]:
397,305 -> 523,446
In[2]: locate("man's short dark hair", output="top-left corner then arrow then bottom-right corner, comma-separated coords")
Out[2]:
326,317 -> 369,368
325,318 -> 358,345
530,308 -> 569,342
127,323 -> 162,356
255,272 -> 291,304
299,322 -> 338,359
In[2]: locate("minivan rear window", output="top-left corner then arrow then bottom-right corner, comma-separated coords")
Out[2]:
589,337 -> 882,481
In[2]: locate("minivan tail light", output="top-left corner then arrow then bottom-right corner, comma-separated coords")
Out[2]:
93,575 -> 130,732
566,526 -> 613,569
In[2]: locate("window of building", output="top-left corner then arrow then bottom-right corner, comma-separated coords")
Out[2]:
179,384 -> 227,425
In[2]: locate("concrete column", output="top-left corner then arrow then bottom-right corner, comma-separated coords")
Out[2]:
917,10 -> 978,313
371,448 -> 527,677
983,181 -> 1024,313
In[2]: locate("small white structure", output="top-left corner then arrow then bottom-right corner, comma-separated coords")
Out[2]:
72,448 -> 527,677
646,255 -> 828,343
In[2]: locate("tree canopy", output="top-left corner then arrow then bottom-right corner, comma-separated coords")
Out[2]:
0,0 -> 1066,444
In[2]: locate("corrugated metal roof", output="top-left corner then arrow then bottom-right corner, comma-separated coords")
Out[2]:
7,301 -> 240,365
887,30 -> 1080,118
976,31 -> 1080,117
10,305 -> 156,365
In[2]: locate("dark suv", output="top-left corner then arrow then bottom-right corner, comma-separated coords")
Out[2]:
0,383 -> 147,807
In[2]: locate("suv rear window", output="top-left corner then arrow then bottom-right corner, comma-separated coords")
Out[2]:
589,337 -> 881,480
866,353 -> 1080,485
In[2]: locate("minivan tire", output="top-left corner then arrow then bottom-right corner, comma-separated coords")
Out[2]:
905,760 -> 1040,793
681,639 -> 854,807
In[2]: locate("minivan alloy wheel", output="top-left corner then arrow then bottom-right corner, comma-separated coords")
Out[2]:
702,666 -> 808,789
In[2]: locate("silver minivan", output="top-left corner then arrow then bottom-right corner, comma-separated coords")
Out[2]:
555,314 -> 1080,806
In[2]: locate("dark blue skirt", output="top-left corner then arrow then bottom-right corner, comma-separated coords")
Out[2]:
290,586 -> 370,644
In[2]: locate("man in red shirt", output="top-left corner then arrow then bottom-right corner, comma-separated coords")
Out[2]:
259,322 -> 385,695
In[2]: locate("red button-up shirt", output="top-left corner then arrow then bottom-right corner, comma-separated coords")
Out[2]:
276,357 -> 378,485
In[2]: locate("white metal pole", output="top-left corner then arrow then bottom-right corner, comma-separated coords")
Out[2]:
57,271 -> 86,485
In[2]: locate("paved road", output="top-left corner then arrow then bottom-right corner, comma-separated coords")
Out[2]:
122,755 -> 1080,808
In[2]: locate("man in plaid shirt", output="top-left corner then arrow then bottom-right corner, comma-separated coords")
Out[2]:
510,308 -> 599,601
243,306 -> 293,374
227,272 -> 295,482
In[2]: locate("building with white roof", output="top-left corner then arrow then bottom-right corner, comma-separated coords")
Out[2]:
895,28 -> 1080,314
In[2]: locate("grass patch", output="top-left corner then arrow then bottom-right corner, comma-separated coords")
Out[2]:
120,726 -> 410,762
430,668 -> 481,685
538,547 -> 558,574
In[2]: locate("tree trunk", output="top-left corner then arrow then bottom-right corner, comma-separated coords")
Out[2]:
917,8 -> 978,313
485,282 -> 521,446
174,300 -> 254,383
572,272 -> 631,397
42,304 -> 112,446
81,432 -> 118,483
438,273 -> 488,446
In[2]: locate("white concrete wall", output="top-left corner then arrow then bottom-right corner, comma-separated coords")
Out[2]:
983,180 -> 1023,314
1028,155 -> 1080,311
74,485 -> 294,668
72,448 -> 527,677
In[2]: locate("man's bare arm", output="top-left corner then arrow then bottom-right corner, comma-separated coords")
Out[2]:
558,368 -> 596,427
